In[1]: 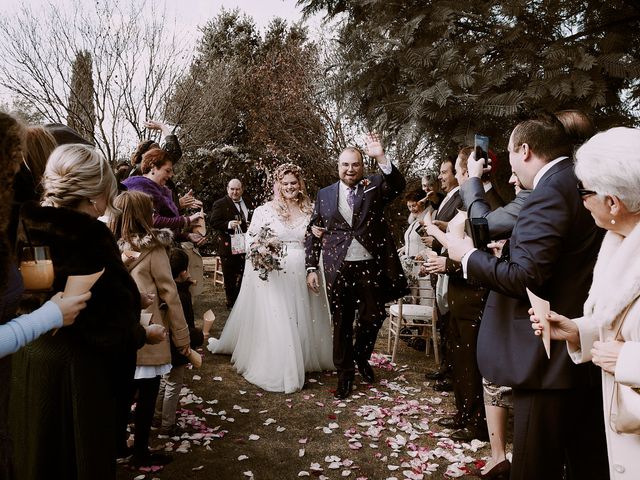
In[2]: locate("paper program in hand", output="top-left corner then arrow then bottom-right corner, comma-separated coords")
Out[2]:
64,269 -> 105,297
526,287 -> 551,359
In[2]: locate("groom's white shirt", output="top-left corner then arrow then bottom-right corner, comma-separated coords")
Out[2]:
338,162 -> 391,261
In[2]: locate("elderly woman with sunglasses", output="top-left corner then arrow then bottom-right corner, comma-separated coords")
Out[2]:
531,127 -> 640,479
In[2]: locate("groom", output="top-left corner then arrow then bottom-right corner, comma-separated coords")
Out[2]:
305,133 -> 408,399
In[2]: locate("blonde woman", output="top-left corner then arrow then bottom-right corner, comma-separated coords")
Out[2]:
11,144 -> 147,480
209,163 -> 334,393
109,190 -> 190,468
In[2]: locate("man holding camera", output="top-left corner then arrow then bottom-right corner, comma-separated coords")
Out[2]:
448,114 -> 608,480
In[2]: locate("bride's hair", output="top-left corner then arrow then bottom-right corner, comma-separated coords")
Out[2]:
271,163 -> 312,219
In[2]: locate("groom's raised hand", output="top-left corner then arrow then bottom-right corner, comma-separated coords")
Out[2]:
306,271 -> 320,294
363,132 -> 388,165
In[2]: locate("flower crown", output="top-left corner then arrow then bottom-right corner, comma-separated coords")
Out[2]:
273,162 -> 304,182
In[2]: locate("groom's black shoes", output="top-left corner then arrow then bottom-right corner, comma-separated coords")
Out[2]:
334,379 -> 353,400
357,361 -> 375,383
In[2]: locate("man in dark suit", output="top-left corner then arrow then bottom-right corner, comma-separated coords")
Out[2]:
423,156 -> 464,390
305,134 -> 407,400
210,179 -> 253,309
448,114 -> 608,480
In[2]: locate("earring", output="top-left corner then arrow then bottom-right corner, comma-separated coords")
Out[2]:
611,219 -> 616,225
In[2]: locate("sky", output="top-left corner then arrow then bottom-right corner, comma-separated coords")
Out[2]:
0,0 -> 326,105
0,0 -> 322,35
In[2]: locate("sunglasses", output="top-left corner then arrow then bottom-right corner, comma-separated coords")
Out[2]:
576,181 -> 597,199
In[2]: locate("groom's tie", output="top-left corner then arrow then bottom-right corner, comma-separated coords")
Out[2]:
347,187 -> 356,210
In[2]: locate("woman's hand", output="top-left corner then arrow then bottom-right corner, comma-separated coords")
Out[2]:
179,189 -> 203,209
311,225 -> 326,238
421,235 -> 434,247
140,292 -> 155,309
186,232 -> 207,246
591,340 -> 624,375
306,271 -> 320,294
145,324 -> 167,344
143,119 -> 171,136
432,220 -> 448,232
188,211 -> 204,224
51,291 -> 92,326
529,309 -> 580,344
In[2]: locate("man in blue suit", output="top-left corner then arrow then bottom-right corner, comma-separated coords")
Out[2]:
448,114 -> 608,479
305,133 -> 407,400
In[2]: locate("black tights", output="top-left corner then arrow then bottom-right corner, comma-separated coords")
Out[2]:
133,376 -> 161,456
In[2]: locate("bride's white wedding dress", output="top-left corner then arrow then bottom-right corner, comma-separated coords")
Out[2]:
207,202 -> 334,393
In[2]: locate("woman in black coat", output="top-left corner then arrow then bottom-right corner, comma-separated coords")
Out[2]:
10,144 -> 146,479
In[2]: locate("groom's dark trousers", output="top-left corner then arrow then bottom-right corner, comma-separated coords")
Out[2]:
330,260 -> 385,381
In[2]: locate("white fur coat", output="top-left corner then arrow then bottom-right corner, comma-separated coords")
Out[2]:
569,222 -> 640,479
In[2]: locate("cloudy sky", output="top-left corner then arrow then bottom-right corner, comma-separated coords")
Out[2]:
0,0 -> 322,34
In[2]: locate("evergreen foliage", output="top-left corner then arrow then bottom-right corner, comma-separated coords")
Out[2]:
67,50 -> 96,142
298,0 -> 640,158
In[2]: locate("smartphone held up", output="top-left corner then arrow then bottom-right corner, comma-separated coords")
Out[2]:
474,134 -> 490,164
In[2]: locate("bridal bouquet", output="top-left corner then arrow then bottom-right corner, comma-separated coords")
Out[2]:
249,224 -> 286,281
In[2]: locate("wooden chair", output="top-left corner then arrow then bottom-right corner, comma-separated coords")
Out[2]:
213,256 -> 224,287
386,280 -> 439,364
203,256 -> 224,287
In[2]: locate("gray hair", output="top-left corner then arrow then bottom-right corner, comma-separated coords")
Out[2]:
41,144 -> 118,211
575,127 -> 640,213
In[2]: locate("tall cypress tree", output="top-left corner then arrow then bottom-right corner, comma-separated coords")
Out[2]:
67,50 -> 96,142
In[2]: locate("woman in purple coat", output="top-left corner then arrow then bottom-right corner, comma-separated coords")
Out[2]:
123,148 -> 205,246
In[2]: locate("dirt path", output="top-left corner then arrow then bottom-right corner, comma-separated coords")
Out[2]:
117,271 -> 491,480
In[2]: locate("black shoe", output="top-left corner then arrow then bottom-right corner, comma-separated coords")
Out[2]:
425,370 -> 446,381
433,379 -> 453,391
129,452 -> 173,468
437,416 -> 464,429
449,427 -> 489,442
357,361 -> 375,383
469,459 -> 511,479
334,379 -> 353,399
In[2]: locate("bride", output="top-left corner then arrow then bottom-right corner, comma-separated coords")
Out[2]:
208,163 -> 334,393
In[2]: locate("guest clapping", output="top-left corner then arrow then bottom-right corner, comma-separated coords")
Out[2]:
123,148 -> 205,245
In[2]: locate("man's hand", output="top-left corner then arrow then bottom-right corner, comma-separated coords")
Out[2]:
445,233 -> 474,262
306,271 -> 320,294
487,239 -> 507,258
363,132 -> 387,164
228,220 -> 242,230
51,291 -> 92,326
591,340 -> 625,375
423,255 -> 446,274
140,292 -> 156,309
467,151 -> 492,179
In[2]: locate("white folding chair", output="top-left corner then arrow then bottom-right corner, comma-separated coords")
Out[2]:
386,279 -> 439,364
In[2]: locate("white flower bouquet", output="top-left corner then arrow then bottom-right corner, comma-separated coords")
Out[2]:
249,224 -> 286,281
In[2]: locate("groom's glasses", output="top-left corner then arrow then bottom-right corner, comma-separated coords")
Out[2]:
576,181 -> 597,199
